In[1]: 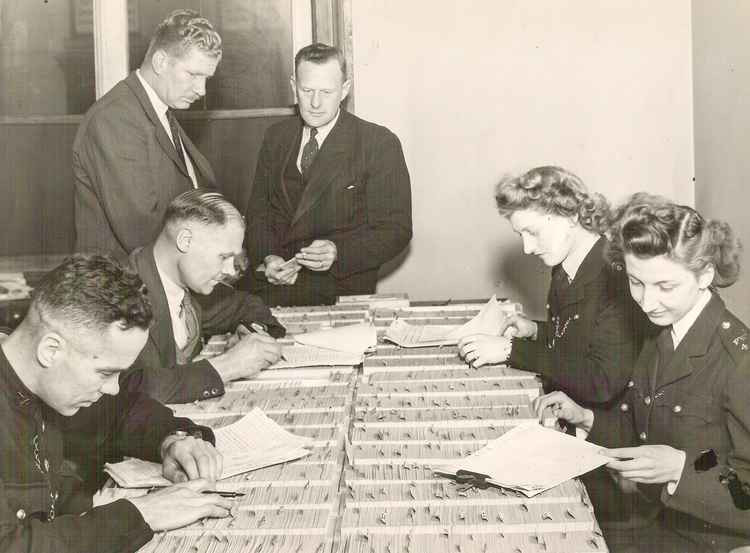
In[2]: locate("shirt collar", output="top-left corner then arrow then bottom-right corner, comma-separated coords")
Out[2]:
671,288 -> 713,348
561,232 -> 600,281
154,258 -> 186,313
136,69 -> 169,117
304,109 -> 341,146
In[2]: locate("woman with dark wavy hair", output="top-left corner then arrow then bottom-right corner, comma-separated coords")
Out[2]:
535,194 -> 750,552
459,166 -> 649,407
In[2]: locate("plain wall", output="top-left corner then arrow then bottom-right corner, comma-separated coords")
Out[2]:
692,0 -> 750,323
352,0 -> 694,318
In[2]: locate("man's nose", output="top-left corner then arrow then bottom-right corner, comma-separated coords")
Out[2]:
310,91 -> 321,108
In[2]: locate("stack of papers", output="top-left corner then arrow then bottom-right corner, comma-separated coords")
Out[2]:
267,322 -> 377,369
435,423 -> 612,497
104,408 -> 312,488
337,293 -> 410,309
270,344 -> 364,369
384,295 -> 508,347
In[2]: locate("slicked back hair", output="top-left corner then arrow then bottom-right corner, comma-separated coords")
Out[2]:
32,254 -> 152,332
163,189 -> 245,232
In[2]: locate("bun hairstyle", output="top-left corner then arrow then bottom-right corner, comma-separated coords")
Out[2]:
495,166 -> 611,234
607,193 -> 742,288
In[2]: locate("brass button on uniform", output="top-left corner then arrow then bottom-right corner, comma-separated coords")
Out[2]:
627,380 -> 634,388
644,396 -> 651,406
620,403 -> 629,412
202,390 -> 210,397
211,388 -> 219,395
673,405 -> 682,413
16,509 -> 26,520
639,431 -> 647,441
722,321 -> 731,330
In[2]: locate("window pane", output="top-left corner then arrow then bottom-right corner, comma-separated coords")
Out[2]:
128,0 -> 294,110
0,0 -> 96,116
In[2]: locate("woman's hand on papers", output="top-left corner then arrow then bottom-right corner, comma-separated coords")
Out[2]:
498,313 -> 538,339
533,391 -> 595,433
128,479 -> 232,531
458,334 -> 512,367
264,255 -> 300,285
161,435 -> 223,483
602,445 -> 687,485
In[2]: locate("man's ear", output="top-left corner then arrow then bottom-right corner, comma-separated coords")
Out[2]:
341,79 -> 352,102
151,49 -> 169,75
289,75 -> 298,104
176,228 -> 193,253
36,332 -> 64,368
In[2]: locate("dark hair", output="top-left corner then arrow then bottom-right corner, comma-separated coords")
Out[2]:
163,189 -> 244,229
495,166 -> 611,234
32,254 -> 152,331
607,193 -> 742,287
144,9 -> 222,61
295,43 -> 347,79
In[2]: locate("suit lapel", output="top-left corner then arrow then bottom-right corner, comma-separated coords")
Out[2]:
124,72 -> 190,178
655,293 -> 724,390
131,245 -> 177,364
279,125 -> 303,215
182,130 -> 215,186
291,110 -> 353,227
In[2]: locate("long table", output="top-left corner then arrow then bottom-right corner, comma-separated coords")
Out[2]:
138,301 -> 608,553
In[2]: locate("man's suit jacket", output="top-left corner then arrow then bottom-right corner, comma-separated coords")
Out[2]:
73,72 -> 215,261
244,109 -> 412,306
129,245 -> 285,404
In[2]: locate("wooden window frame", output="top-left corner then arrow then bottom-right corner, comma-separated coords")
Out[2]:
0,0 -> 352,125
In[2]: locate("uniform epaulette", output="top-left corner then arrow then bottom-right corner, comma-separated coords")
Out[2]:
718,311 -> 750,365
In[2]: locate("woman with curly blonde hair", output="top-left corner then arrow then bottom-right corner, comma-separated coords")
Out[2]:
459,166 -> 649,408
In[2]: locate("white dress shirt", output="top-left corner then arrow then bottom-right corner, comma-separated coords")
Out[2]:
296,109 -> 341,173
136,70 -> 197,188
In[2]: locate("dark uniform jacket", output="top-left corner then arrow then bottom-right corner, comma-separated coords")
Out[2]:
129,244 -> 285,404
244,109 -> 413,306
73,72 -> 216,262
509,237 -> 651,407
590,293 -> 750,550
0,348 -> 213,553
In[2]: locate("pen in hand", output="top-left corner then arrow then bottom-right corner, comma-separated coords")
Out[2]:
201,490 -> 245,498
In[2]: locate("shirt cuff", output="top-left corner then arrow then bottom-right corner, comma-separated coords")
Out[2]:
666,449 -> 687,495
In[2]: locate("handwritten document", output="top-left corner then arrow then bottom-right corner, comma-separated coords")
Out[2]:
294,322 -> 377,354
104,408 -> 312,488
384,295 -> 509,347
270,344 -> 364,369
436,423 -> 612,497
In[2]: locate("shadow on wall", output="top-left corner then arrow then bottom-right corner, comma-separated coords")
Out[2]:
492,248 -> 550,320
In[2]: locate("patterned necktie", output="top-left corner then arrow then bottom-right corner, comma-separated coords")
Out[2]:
166,109 -> 187,169
300,127 -> 319,176
178,290 -> 200,355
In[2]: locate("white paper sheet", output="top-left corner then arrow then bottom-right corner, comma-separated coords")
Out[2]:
294,322 -> 377,354
436,423 -> 613,497
104,408 -> 312,488
384,295 -> 508,347
269,344 -> 363,369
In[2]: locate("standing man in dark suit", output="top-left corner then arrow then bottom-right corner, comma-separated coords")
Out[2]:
244,43 -> 413,306
130,190 -> 285,404
73,9 -> 221,261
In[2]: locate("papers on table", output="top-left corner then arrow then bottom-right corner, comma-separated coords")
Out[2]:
383,295 -> 509,347
270,344 -> 364,369
435,423 -> 613,497
294,322 -> 377,355
104,408 -> 312,488
337,293 -> 410,309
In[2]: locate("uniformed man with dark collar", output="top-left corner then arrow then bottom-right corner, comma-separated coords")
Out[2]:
0,255 -> 232,553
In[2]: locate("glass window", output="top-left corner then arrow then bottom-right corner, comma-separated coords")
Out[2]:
0,0 -> 96,116
128,0 -> 294,110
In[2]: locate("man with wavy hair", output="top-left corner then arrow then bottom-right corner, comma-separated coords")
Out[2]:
74,9 -> 222,261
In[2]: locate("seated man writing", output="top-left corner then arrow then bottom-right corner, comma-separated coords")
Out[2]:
130,189 -> 285,404
0,254 -> 231,553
